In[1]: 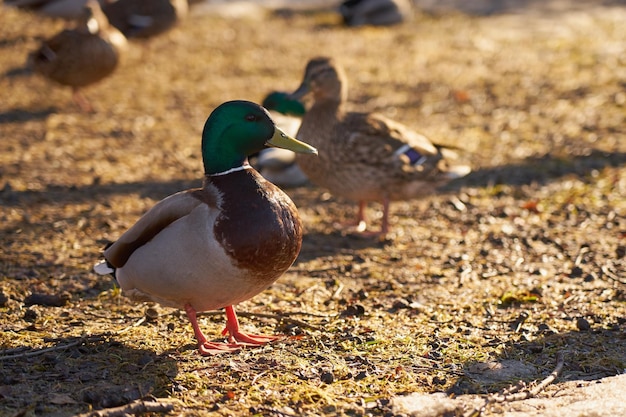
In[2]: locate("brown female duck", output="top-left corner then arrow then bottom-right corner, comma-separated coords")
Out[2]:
287,57 -> 470,236
29,0 -> 127,112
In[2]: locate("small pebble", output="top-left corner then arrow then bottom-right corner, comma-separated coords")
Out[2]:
576,317 -> 591,331
354,371 -> 368,381
23,308 -> 38,322
392,299 -> 410,309
569,266 -> 583,278
342,304 -> 365,317
24,292 -> 69,307
320,371 -> 335,384
432,376 -> 447,385
145,307 -> 159,322
356,289 -> 369,300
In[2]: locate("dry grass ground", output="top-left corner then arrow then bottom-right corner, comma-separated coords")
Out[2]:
0,2 -> 625,416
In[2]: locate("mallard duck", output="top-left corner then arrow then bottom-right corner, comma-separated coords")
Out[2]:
94,100 -> 317,355
339,0 -> 412,27
254,91 -> 309,187
28,0 -> 127,112
102,0 -> 188,39
286,57 -> 471,236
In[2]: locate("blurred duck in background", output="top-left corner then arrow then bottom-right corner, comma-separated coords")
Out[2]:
262,91 -> 307,119
7,0 -> 188,38
285,56 -> 471,236
28,0 -> 127,112
339,0 -> 412,27
5,0 -> 93,19
253,91 -> 309,187
102,0 -> 188,39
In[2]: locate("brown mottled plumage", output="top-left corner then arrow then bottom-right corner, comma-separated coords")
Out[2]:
94,101 -> 317,355
288,57 -> 471,235
29,0 -> 127,112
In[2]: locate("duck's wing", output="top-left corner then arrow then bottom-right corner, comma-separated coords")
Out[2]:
104,188 -> 217,268
30,30 -> 73,72
338,112 -> 439,166
30,27 -> 122,87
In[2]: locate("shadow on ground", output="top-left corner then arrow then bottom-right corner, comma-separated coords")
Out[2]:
449,326 -> 626,395
0,334 -> 177,416
445,149 -> 626,190
2,149 -> 624,210
0,179 -> 201,209
389,325 -> 626,415
0,107 -> 56,124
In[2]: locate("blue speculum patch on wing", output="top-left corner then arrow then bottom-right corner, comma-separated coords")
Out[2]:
395,145 -> 427,166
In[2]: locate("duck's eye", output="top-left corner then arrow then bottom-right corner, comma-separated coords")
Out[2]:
245,114 -> 257,122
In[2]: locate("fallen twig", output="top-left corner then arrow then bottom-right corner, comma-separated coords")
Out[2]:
276,310 -> 339,319
0,335 -> 107,361
601,264 -> 626,285
288,265 -> 347,274
508,352 -> 564,400
76,398 -> 174,417
464,352 -> 565,417
332,282 -> 345,299
574,246 -> 590,267
117,316 -> 147,334
250,406 -> 300,417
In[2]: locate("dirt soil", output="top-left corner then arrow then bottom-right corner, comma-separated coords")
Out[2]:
1,1 -> 625,416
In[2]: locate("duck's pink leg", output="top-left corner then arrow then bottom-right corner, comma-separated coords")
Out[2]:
222,305 -> 282,345
72,88 -> 95,113
380,198 -> 391,235
184,304 -> 241,355
355,200 -> 368,232
350,199 -> 390,237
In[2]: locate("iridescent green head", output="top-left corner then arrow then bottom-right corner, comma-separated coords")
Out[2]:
262,91 -> 306,117
201,100 -> 316,175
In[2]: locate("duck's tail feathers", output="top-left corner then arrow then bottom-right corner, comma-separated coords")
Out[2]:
445,163 -> 472,179
94,260 -> 115,276
5,65 -> 33,78
437,146 -> 471,179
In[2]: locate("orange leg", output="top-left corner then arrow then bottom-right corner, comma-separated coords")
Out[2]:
380,198 -> 391,235
355,200 -> 368,232
184,304 -> 240,354
351,199 -> 390,237
184,304 -> 282,355
222,305 -> 282,345
72,88 -> 95,113
333,201 -> 367,233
